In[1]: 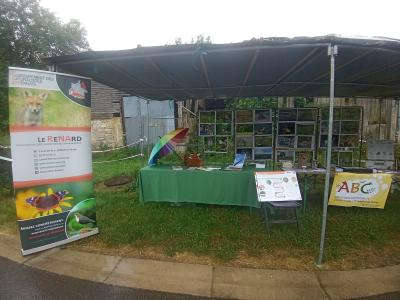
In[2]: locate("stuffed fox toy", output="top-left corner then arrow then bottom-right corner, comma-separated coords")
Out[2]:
17,90 -> 48,126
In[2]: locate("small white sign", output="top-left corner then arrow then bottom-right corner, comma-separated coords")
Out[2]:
367,140 -> 394,161
255,171 -> 302,202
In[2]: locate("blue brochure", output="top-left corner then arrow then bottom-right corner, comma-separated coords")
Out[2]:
226,153 -> 246,170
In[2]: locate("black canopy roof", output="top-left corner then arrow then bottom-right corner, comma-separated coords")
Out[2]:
46,35 -> 400,100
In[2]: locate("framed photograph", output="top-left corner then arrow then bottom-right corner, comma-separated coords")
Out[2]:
236,136 -> 253,148
279,109 -> 297,121
339,135 -> 359,148
338,151 -> 353,166
296,136 -> 313,149
341,107 -> 361,120
216,111 -> 232,123
295,151 -> 313,168
254,147 -> 273,160
278,122 -> 295,135
297,109 -> 317,121
215,137 -> 228,152
277,150 -> 295,162
331,151 -> 339,165
199,124 -> 215,136
320,121 -> 340,135
199,111 -> 215,123
236,124 -> 253,135
255,136 -> 273,147
340,121 -> 359,134
204,137 -> 215,152
296,123 -> 315,135
254,123 -> 272,135
320,135 -> 339,147
236,110 -> 253,123
277,136 -> 295,148
216,123 -> 232,136
237,148 -> 253,160
255,109 -> 271,122
321,107 -> 341,120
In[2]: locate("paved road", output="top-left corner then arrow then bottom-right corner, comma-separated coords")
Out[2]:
1,256 -> 399,300
0,257 -> 222,300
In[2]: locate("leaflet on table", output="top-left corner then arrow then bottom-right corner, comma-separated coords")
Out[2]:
172,166 -> 183,170
196,166 -> 221,171
9,67 -> 98,255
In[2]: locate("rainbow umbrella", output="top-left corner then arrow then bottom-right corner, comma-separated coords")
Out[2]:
148,128 -> 189,165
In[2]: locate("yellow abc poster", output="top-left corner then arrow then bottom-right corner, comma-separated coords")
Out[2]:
329,173 -> 392,209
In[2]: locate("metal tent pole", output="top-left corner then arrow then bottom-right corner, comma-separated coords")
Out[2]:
146,99 -> 150,157
317,45 -> 337,266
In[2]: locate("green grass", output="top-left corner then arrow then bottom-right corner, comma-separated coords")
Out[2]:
90,152 -> 400,265
92,147 -> 146,184
0,148 -> 399,268
89,184 -> 400,264
0,197 -> 16,233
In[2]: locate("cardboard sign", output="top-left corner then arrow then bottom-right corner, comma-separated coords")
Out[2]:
255,171 -> 302,202
9,67 -> 98,255
329,172 -> 392,209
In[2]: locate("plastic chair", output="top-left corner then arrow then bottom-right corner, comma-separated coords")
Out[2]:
261,201 -> 302,233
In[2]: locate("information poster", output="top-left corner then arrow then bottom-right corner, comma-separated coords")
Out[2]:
8,67 -> 98,255
329,172 -> 392,209
255,171 -> 302,202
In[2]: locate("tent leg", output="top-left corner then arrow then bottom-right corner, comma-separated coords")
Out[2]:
146,100 -> 150,157
317,45 -> 337,267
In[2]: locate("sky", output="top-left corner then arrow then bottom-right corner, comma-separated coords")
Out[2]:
41,0 -> 400,51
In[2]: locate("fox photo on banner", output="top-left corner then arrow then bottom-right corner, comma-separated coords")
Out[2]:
8,67 -> 98,255
329,172 -> 392,209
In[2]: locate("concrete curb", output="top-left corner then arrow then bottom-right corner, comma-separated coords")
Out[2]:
0,233 -> 399,300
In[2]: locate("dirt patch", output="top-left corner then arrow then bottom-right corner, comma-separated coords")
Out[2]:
0,224 -> 18,236
66,237 -> 400,271
95,181 -> 133,192
323,241 -> 400,270
2,228 -> 399,271
104,176 -> 133,187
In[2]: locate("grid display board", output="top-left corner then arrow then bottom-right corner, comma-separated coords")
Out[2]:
319,106 -> 362,167
319,150 -> 354,167
199,110 -> 233,153
235,109 -> 273,160
319,106 -> 362,149
276,108 -> 318,167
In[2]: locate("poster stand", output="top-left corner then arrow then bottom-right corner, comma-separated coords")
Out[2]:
8,67 -> 98,255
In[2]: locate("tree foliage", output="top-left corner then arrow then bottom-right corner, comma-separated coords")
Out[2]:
293,97 -> 315,107
0,0 -> 89,68
174,35 -> 212,45
225,97 -> 278,109
0,0 -> 90,131
0,0 -> 90,192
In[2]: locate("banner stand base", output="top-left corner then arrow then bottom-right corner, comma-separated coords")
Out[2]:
21,228 -> 99,256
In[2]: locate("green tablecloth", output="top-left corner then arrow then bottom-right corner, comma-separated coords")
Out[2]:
138,165 -> 261,208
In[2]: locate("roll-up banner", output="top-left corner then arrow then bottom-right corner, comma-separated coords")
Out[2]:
8,67 -> 98,255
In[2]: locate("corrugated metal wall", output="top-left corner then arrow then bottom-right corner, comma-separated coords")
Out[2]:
123,97 -> 175,146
